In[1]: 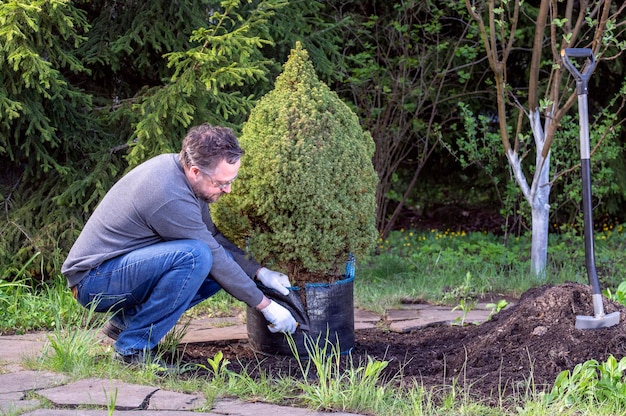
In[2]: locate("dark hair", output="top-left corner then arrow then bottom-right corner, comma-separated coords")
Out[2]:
178,124 -> 244,173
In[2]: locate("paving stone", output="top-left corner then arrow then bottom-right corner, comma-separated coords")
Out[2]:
385,309 -> 421,321
395,303 -> 435,310
36,377 -> 207,412
0,370 -> 66,415
0,394 -> 40,415
22,410 -> 220,415
0,333 -> 48,365
0,370 -> 67,393
0,392 -> 24,400
147,389 -> 206,411
181,324 -> 247,343
354,308 -> 379,322
354,309 -> 379,330
354,321 -> 377,330
212,397 -> 366,416
37,378 -> 159,410
388,303 -> 500,332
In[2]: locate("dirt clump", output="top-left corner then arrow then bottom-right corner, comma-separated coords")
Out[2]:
181,283 -> 626,402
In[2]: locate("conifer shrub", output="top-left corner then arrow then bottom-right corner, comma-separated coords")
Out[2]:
212,43 -> 378,282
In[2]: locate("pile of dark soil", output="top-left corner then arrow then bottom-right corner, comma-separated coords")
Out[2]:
181,283 -> 626,403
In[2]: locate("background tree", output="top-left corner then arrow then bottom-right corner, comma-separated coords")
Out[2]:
1,0 -> 339,279
3,0 -> 626,285
0,0 -> 100,275
464,0 -> 626,276
329,0 -> 489,237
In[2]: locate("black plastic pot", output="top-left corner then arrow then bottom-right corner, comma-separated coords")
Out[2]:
246,274 -> 355,356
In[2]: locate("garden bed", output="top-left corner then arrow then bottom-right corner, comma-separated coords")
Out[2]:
181,282 -> 626,403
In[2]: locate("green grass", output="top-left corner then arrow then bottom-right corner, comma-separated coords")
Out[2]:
184,290 -> 245,318
354,227 -> 598,314
5,225 -> 626,415
0,273 -> 85,334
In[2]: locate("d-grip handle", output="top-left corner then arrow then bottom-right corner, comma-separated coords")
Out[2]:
561,48 -> 596,94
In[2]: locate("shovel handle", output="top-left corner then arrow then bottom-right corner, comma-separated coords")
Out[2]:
562,48 -> 603,298
561,48 -> 596,94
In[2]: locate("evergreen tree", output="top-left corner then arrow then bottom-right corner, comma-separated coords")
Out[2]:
0,0 -> 289,278
212,43 -> 378,280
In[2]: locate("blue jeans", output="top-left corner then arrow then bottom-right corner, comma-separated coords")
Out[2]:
75,240 -> 221,355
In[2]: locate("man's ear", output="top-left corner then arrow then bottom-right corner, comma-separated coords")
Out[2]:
189,166 -> 201,177
185,165 -> 202,184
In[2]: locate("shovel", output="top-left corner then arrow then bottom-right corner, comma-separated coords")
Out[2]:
561,48 -> 620,330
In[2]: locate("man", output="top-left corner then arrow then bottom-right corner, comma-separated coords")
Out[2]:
62,124 -> 297,368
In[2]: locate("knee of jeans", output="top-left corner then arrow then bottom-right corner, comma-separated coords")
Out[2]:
189,241 -> 213,276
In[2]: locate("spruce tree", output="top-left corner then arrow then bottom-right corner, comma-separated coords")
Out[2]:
212,43 -> 378,281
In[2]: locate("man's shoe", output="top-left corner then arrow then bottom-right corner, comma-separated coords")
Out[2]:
115,350 -> 178,375
102,320 -> 124,341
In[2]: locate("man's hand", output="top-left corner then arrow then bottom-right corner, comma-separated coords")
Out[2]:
256,267 -> 290,296
259,301 -> 297,334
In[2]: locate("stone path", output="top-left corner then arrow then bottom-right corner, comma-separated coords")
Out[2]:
0,302 -> 500,415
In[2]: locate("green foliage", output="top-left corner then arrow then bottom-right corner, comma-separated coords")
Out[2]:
0,0 -> 92,170
357,227 -> 596,314
0,0 -> 122,277
158,317 -> 191,358
0,273 -> 84,333
212,43 -> 378,277
443,271 -> 479,303
455,93 -> 625,233
331,0 -> 488,235
42,301 -> 103,374
546,355 -> 626,410
0,0 -> 290,279
451,298 -> 477,326
197,351 -> 233,388
261,0 -> 348,86
446,272 -> 478,326
127,0 -> 287,167
486,299 -> 509,319
604,281 -> 626,306
549,103 -> 625,226
287,332 -> 394,414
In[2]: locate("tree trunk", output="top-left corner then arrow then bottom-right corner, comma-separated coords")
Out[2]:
530,154 -> 551,277
506,109 -> 552,278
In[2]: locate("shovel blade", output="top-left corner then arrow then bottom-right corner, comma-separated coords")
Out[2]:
575,311 -> 620,330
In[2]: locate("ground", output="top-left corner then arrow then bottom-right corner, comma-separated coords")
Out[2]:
181,283 -> 626,405
180,208 -> 626,406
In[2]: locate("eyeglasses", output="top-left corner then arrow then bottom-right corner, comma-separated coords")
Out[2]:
197,167 -> 236,190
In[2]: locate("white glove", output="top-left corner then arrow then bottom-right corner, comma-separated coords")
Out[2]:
256,267 -> 290,296
259,301 -> 297,334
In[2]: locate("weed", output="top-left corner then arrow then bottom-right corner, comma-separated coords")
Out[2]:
197,351 -> 233,388
158,316 -> 191,369
486,299 -> 509,319
545,355 -> 626,411
104,385 -> 118,416
604,281 -> 626,306
452,298 -> 477,326
42,301 -> 104,374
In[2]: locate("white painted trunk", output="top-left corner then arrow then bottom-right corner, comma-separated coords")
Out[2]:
530,154 -> 550,277
507,109 -> 552,278
528,110 -> 551,278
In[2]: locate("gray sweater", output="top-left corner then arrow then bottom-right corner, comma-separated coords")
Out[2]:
61,154 -> 264,308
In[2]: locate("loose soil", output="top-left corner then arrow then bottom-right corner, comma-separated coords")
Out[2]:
181,210 -> 626,406
181,283 -> 626,405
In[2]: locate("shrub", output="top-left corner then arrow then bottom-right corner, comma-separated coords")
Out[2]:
212,42 -> 378,281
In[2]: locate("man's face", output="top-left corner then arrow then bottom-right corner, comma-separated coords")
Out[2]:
188,158 -> 240,203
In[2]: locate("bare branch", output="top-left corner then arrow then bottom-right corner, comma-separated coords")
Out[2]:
528,0 -> 549,110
